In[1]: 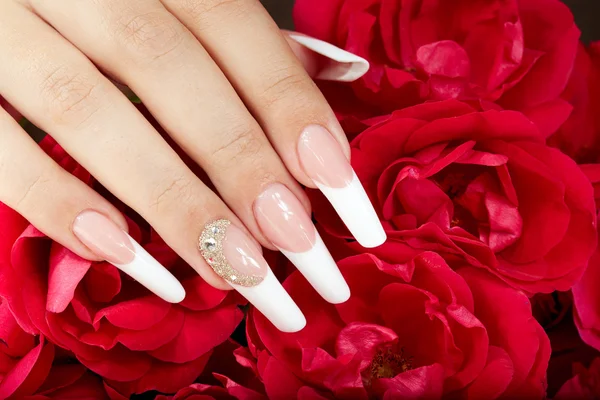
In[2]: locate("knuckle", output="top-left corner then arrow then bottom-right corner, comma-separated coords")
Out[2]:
117,11 -> 184,61
180,0 -> 249,25
259,68 -> 308,110
39,66 -> 103,127
211,125 -> 263,166
149,175 -> 196,213
14,172 -> 52,211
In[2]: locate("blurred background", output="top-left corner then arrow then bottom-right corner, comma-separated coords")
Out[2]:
261,0 -> 600,43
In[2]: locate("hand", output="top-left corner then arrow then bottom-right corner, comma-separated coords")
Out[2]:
0,0 -> 383,332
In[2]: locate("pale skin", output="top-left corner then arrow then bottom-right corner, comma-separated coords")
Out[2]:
0,0 -> 383,331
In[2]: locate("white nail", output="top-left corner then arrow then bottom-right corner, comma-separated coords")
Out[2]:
73,210 -> 185,303
232,268 -> 306,332
114,238 -> 186,303
316,173 -> 386,248
280,234 -> 350,304
287,33 -> 370,82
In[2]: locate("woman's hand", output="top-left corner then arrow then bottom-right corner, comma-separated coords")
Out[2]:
0,0 -> 383,332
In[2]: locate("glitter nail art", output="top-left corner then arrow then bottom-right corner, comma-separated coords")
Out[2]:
199,219 -> 264,287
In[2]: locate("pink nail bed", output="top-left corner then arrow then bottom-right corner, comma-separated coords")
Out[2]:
254,184 -> 316,253
222,223 -> 269,280
297,125 -> 354,188
72,210 -> 185,303
73,210 -> 135,264
297,124 -> 387,248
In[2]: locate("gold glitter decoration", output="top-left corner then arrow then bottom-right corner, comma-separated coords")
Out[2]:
199,219 -> 264,287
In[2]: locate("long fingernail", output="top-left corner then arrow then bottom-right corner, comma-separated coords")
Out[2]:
254,183 -> 350,304
286,32 -> 370,82
298,125 -> 386,248
73,210 -> 186,303
200,220 -> 306,332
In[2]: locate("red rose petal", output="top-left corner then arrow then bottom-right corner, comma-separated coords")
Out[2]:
107,352 -> 211,396
459,268 -> 549,394
0,301 -> 35,357
371,364 -> 445,399
335,323 -> 397,369
259,353 -> 305,400
93,296 -> 171,330
78,346 -> 152,382
45,372 -> 110,400
35,364 -> 87,394
116,307 -> 185,351
179,276 -> 229,311
0,339 -> 54,399
46,245 -> 93,313
293,0 -> 343,42
84,263 -> 122,304
464,346 -> 513,399
149,306 -> 243,363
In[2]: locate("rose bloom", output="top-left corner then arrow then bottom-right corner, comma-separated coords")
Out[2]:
0,136 -> 245,397
0,299 -> 111,399
548,42 -> 600,163
294,0 -> 578,134
573,164 -> 600,352
309,100 -> 596,294
247,252 -> 550,399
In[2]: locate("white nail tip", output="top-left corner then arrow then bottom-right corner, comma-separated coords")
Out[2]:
233,268 -> 306,332
316,173 -> 386,248
280,234 -> 350,304
287,33 -> 370,82
112,238 -> 186,303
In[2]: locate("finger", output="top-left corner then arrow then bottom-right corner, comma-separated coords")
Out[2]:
0,2 -> 305,331
162,0 -> 386,248
282,30 -> 370,82
29,1 -> 350,303
29,0 -> 306,247
0,108 -> 185,303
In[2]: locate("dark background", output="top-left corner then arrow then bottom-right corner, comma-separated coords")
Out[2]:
261,0 -> 600,43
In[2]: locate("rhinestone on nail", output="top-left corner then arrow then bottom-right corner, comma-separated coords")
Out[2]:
203,238 -> 216,251
199,219 -> 264,287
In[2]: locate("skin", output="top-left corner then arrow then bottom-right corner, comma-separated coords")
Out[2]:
0,0 -> 350,290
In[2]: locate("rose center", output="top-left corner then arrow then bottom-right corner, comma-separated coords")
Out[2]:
368,347 -> 413,380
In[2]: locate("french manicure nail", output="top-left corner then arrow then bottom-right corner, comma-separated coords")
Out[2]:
254,184 -> 350,303
73,210 -> 185,303
200,220 -> 306,332
287,32 -> 370,82
298,125 -> 387,248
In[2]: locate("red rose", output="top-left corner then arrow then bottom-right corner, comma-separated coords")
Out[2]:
573,164 -> 600,352
247,252 -> 550,398
310,100 -> 596,293
554,358 -> 600,400
0,299 -> 111,399
548,42 -> 600,163
0,136 -> 245,397
294,0 -> 578,135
